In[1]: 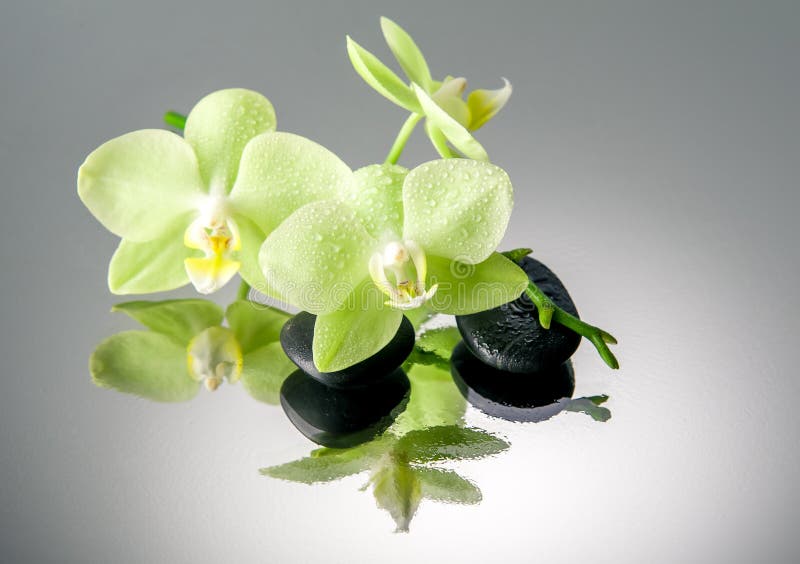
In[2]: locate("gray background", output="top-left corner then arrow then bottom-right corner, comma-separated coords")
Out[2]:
2,0 -> 799,562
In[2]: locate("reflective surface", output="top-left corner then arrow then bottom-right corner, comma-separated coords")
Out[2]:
2,1 -> 799,562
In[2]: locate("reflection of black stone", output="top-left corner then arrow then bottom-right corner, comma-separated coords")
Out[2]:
280,312 -> 415,388
456,256 -> 581,373
450,342 -> 575,423
280,368 -> 410,448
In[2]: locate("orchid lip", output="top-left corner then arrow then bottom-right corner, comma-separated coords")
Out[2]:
183,202 -> 242,294
369,240 -> 437,310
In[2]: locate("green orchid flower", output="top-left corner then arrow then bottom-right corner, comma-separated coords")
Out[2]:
259,158 -> 530,372
78,88 -> 351,295
90,299 -> 294,403
346,17 -> 513,162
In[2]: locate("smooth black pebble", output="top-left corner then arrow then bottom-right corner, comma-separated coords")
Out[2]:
450,342 -> 575,423
280,368 -> 410,448
280,311 -> 415,388
456,256 -> 581,373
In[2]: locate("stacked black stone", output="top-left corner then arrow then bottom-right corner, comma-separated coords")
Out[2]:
452,256 -> 582,421
278,312 -> 415,447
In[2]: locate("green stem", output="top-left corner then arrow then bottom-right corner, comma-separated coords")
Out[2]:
524,282 -> 619,369
164,111 -> 187,130
236,280 -> 252,301
385,113 -> 422,165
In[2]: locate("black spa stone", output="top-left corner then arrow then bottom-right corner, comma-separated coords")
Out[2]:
456,256 -> 581,373
280,311 -> 415,388
280,368 -> 410,448
450,342 -> 575,423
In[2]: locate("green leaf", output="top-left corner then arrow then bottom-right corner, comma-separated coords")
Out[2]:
412,84 -> 488,161
391,364 -> 466,435
225,300 -> 290,354
240,341 -> 296,404
343,164 -> 407,240
426,253 -> 529,315
230,132 -> 353,235
380,17 -> 433,91
370,459 -> 422,532
183,88 -> 276,194
403,159 -> 513,263
312,278 -> 404,372
259,201 -> 376,315
78,130 -> 203,241
112,298 -> 224,345
416,468 -> 482,504
397,426 -> 509,463
90,331 -> 200,402
107,216 -> 194,295
261,447 -> 375,483
346,36 -> 422,113
467,78 -> 513,130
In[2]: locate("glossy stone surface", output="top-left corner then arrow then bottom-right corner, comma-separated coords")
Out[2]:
456,256 -> 581,373
280,312 -> 415,388
280,368 -> 410,448
450,342 -> 575,422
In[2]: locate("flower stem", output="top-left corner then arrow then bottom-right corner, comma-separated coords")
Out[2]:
164,111 -> 187,130
236,280 -> 252,301
524,282 -> 619,369
385,113 -> 422,165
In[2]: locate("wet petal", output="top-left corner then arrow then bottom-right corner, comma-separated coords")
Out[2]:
230,132 -> 353,235
259,201 -> 376,315
402,159 -> 513,263
342,164 -> 407,240
312,278 -> 404,372
184,88 -> 276,194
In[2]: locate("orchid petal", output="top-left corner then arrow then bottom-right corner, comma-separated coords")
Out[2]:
78,130 -> 203,241
403,159 -> 514,263
90,331 -> 200,402
240,341 -> 297,404
425,253 -> 529,315
467,78 -> 513,130
346,36 -> 422,113
343,164 -> 407,240
108,216 -> 194,294
312,278 -> 403,372
184,255 -> 241,295
184,88 -> 276,194
225,300 -> 290,354
259,201 -> 376,315
111,299 -> 224,345
380,17 -> 433,91
412,84 -> 488,161
230,132 -> 353,235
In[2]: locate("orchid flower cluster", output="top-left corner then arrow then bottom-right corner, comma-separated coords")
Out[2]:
79,18 -> 617,396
